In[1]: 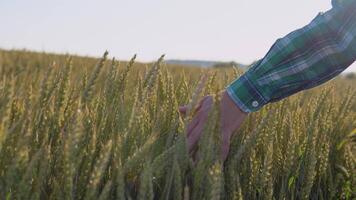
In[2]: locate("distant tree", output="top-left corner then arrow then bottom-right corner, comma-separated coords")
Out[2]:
345,72 -> 355,79
213,61 -> 239,68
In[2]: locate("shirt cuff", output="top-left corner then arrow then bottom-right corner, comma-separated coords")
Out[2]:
226,73 -> 268,113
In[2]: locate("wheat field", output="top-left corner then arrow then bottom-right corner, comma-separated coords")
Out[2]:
0,50 -> 355,200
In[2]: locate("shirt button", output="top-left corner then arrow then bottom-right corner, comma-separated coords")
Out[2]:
252,101 -> 259,108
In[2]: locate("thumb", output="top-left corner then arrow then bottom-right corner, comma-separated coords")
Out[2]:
179,106 -> 188,115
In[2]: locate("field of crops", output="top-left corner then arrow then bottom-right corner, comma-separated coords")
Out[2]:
0,49 -> 355,200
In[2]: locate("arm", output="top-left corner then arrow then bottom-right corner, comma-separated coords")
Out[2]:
182,0 -> 356,161
227,1 -> 356,113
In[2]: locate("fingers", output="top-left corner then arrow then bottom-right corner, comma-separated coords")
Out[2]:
191,149 -> 200,165
187,122 -> 205,152
221,130 -> 232,161
179,95 -> 210,117
179,101 -> 202,117
221,138 -> 230,162
180,105 -> 202,137
181,96 -> 216,163
186,114 -> 201,137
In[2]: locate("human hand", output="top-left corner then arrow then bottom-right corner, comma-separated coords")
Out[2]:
179,90 -> 248,161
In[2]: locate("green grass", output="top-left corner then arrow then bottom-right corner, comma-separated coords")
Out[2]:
0,49 -> 355,199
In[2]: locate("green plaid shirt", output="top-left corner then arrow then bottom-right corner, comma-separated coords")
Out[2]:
227,0 -> 356,112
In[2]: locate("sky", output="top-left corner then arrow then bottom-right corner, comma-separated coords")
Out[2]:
0,0 -> 355,72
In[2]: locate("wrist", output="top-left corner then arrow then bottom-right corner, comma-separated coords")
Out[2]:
222,90 -> 248,115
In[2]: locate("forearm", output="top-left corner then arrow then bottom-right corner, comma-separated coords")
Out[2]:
227,1 -> 356,113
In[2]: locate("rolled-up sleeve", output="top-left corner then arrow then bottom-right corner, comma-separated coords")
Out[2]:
227,0 -> 356,113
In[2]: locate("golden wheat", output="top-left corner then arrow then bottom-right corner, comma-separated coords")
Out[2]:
0,49 -> 354,199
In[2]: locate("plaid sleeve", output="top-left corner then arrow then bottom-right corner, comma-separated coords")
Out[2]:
227,0 -> 356,113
